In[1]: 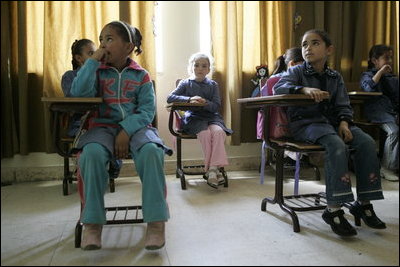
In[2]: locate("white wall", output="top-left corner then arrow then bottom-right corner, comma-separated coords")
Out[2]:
156,1 -> 203,159
156,1 -> 260,160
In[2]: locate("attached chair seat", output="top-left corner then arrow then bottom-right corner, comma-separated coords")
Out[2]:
262,137 -> 327,232
269,138 -> 324,150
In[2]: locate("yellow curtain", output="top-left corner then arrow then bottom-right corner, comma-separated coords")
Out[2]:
1,2 -> 21,157
363,1 -> 398,74
210,1 -> 294,144
1,1 -> 155,158
292,1 -> 398,82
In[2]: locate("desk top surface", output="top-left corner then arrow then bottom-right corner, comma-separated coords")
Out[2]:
165,102 -> 206,108
237,94 -> 330,107
41,97 -> 103,103
347,91 -> 382,96
238,92 -> 382,107
237,94 -> 322,103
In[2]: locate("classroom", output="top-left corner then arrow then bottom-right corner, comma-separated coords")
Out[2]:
1,1 -> 399,266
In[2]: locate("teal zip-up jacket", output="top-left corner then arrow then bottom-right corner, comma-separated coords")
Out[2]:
71,58 -> 155,137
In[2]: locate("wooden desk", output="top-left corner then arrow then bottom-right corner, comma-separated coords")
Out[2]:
348,91 -> 382,99
237,94 -> 329,232
347,91 -> 382,119
42,97 -> 102,114
42,97 -> 102,157
348,91 -> 382,106
237,94 -> 329,150
165,102 -> 206,110
347,91 -> 382,118
347,91 -> 385,159
237,94 -> 328,108
165,102 -> 206,138
42,97 -> 103,103
42,97 -> 103,195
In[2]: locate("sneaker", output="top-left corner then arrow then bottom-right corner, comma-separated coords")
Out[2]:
382,170 -> 399,181
216,169 -> 226,184
206,169 -> 218,188
217,171 -> 225,183
145,221 -> 165,250
81,224 -> 103,250
322,209 -> 357,237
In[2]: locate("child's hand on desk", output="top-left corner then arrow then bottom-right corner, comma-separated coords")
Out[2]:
189,96 -> 206,104
115,129 -> 130,159
301,87 -> 330,102
338,121 -> 353,143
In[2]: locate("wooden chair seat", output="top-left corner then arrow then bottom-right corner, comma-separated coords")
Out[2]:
261,141 -> 327,232
270,138 -> 324,150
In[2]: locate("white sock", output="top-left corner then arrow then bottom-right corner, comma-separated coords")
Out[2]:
357,200 -> 370,206
327,206 -> 341,213
327,206 -> 342,224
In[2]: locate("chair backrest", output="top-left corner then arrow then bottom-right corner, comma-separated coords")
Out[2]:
174,79 -> 184,131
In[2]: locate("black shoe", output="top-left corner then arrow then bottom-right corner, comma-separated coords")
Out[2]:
322,209 -> 357,237
349,202 -> 386,229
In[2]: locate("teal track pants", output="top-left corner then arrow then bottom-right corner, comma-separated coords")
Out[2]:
79,142 -> 169,224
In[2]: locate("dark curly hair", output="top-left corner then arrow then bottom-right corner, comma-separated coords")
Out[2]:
272,47 -> 303,75
367,44 -> 393,70
71,39 -> 95,70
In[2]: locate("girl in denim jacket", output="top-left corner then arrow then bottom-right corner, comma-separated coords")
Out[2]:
274,29 -> 386,237
167,53 -> 232,188
360,45 -> 398,176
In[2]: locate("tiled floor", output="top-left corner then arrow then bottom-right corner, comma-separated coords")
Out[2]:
1,169 -> 399,266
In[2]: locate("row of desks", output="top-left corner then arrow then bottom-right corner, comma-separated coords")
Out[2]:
43,91 -> 381,114
42,91 -> 381,159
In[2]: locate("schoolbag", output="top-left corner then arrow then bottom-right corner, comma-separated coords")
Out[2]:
256,76 -> 290,140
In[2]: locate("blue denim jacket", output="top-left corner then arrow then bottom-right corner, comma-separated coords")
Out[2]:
273,62 -> 354,143
167,78 -> 233,136
61,69 -> 79,97
360,69 -> 398,123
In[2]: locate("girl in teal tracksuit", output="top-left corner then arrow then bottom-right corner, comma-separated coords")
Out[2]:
71,21 -> 170,251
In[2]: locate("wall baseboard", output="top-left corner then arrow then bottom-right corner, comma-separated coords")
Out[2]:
1,156 -> 261,184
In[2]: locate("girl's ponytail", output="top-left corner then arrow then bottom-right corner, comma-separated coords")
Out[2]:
272,56 -> 286,75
